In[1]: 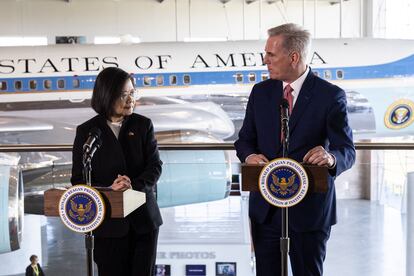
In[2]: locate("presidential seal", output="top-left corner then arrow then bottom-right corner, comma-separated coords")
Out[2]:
384,99 -> 414,130
258,158 -> 309,208
59,185 -> 105,233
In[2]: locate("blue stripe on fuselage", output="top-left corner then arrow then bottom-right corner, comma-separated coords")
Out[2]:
1,53 -> 414,93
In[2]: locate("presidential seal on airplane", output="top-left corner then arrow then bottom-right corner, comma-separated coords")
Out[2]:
258,158 -> 308,208
59,185 -> 105,233
385,99 -> 414,129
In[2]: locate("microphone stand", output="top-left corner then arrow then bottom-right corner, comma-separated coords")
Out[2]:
280,102 -> 290,276
82,140 -> 101,276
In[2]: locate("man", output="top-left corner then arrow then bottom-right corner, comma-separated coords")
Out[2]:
25,255 -> 45,276
235,23 -> 355,276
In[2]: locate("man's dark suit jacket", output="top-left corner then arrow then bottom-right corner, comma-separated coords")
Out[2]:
25,264 -> 44,276
235,70 -> 355,232
71,113 -> 163,237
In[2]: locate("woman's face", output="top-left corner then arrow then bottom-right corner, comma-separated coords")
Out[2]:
111,79 -> 136,122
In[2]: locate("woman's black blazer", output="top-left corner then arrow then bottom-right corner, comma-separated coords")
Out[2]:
71,113 -> 163,237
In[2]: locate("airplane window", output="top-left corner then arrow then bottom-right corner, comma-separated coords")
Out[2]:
235,73 -> 243,83
73,78 -> 80,88
29,80 -> 37,90
324,70 -> 332,79
183,75 -> 191,85
14,80 -> 22,90
336,70 -> 344,79
0,81 -> 7,91
156,75 -> 164,86
261,72 -> 269,81
169,75 -> 177,85
58,79 -> 65,89
143,76 -> 152,86
249,73 -> 256,82
313,71 -> 319,77
44,79 -> 52,89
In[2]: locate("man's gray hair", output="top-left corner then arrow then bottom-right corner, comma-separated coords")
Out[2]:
268,23 -> 311,62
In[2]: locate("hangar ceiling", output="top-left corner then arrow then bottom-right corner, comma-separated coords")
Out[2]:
61,0 -> 348,4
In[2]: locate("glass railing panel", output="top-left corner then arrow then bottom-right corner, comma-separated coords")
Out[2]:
0,144 -> 412,276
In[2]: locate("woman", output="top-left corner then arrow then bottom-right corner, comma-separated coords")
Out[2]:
25,255 -> 45,276
71,67 -> 163,276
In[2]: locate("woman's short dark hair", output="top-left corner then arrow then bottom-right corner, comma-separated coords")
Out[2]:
29,255 -> 38,262
91,67 -> 134,119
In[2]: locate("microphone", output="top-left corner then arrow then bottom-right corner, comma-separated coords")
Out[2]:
87,137 -> 102,158
83,127 -> 102,153
280,98 -> 290,122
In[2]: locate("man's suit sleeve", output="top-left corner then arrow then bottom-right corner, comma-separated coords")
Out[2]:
131,120 -> 162,191
327,89 -> 356,177
234,86 -> 258,162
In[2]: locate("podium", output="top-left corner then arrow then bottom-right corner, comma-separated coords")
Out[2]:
44,188 -> 146,218
241,163 -> 328,276
240,163 -> 329,193
43,187 -> 145,276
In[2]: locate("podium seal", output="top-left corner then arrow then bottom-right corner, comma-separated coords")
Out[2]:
59,185 -> 105,233
259,158 -> 309,207
384,99 -> 414,130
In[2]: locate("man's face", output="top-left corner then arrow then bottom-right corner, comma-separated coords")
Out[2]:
264,35 -> 294,82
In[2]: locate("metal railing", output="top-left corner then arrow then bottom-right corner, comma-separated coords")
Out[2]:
0,142 -> 413,152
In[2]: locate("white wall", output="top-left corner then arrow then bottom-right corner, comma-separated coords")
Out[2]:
0,0 -> 362,43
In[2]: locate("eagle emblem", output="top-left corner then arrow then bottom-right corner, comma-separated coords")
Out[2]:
270,173 -> 297,196
69,199 -> 95,222
391,106 -> 409,125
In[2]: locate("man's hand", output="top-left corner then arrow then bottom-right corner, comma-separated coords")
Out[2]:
111,174 -> 132,191
246,154 -> 269,164
303,146 -> 335,168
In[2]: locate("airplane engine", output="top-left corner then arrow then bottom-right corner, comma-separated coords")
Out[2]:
0,154 -> 23,253
156,130 -> 232,208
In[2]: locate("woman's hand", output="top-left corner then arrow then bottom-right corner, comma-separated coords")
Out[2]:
111,174 -> 132,191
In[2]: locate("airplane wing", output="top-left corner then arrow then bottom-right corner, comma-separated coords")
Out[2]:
0,116 -> 53,133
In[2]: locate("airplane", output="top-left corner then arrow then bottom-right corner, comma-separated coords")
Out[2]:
1,38 -> 414,253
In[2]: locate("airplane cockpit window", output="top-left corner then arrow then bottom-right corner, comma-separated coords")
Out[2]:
57,79 -> 65,89
143,76 -> 152,86
324,70 -> 332,79
44,79 -> 52,89
156,75 -> 164,86
29,80 -> 37,90
249,73 -> 256,82
0,81 -> 7,91
183,74 -> 191,85
261,72 -> 269,81
73,78 -> 80,88
336,70 -> 344,79
14,80 -> 22,91
169,75 -> 177,85
235,73 -> 243,83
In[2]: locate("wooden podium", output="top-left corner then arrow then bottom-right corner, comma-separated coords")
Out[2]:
241,163 -> 329,193
44,188 -> 146,218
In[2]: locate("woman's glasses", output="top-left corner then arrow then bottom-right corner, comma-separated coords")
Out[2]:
120,89 -> 137,101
